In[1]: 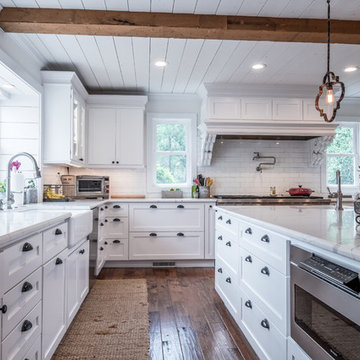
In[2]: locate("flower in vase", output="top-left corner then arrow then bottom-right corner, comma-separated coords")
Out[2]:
10,161 -> 21,172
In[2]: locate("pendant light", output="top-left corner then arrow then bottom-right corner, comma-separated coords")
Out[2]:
315,0 -> 345,122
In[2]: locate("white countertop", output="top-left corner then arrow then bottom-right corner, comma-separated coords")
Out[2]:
0,210 -> 71,249
216,205 -> 360,262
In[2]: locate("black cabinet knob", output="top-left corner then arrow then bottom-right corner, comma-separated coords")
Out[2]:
100,223 -> 104,226
245,300 -> 252,309
217,268 -> 222,273
116,161 -> 119,164
245,255 -> 252,263
22,242 -> 33,252
21,282 -> 33,293
261,235 -> 270,243
113,240 -> 121,244
225,277 -> 231,284
261,319 -> 270,330
149,233 -> 157,237
217,235 -> 223,241
112,161 -> 115,164
55,258 -> 63,265
79,158 -> 84,161
105,206 -> 108,209
100,208 -> 104,211
21,320 -> 33,332
218,216 -> 223,220
177,205 -> 184,209
100,247 -> 104,251
177,232 -> 184,237
113,218 -> 121,222
113,205 -> 121,209
104,219 -> 108,223
226,219 -> 231,224
225,241 -> 231,247
261,267 -> 270,276
150,204 -> 157,209
55,228 -> 62,235
104,241 -> 108,245
79,249 -> 85,254
245,228 -> 252,235
209,205 -> 212,208
1,305 -> 7,314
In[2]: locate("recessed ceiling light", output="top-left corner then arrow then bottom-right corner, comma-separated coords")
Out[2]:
154,60 -> 168,67
344,66 -> 358,73
1,83 -> 15,89
252,63 -> 266,70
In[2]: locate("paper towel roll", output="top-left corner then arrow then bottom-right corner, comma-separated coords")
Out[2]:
11,172 -> 24,192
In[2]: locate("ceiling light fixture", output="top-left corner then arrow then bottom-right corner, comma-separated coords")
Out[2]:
315,0 -> 345,123
154,60 -> 168,67
252,63 -> 266,70
344,66 -> 358,73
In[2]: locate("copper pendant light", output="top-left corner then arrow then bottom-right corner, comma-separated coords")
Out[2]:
315,0 -> 345,122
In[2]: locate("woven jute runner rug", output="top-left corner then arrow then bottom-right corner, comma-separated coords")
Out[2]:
52,279 -> 149,360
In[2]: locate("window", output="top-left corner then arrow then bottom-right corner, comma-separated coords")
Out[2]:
326,124 -> 358,188
148,114 -> 194,189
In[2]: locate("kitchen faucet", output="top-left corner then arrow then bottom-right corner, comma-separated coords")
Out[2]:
1,152 -> 41,210
335,170 -> 343,211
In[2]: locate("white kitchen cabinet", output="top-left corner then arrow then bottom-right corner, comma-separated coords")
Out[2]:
66,240 -> 89,326
205,204 -> 215,259
242,98 -> 272,120
273,98 -> 303,121
42,248 -> 67,360
87,107 -> 145,167
208,97 -> 241,119
288,337 -> 311,360
102,217 -> 129,238
105,238 -> 128,261
42,71 -> 88,165
303,99 -> 322,122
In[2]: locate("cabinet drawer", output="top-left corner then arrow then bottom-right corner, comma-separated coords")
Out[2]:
2,268 -> 42,340
23,335 -> 41,360
240,248 -> 287,331
2,301 -> 41,360
288,337 -> 311,360
241,222 -> 288,274
215,257 -> 240,321
43,222 -> 68,263
241,289 -> 286,360
130,203 -> 204,232
103,203 -> 128,217
215,230 -> 239,275
101,217 -> 128,238
105,238 -> 129,261
215,211 -> 239,238
0,234 -> 42,293
129,232 -> 204,260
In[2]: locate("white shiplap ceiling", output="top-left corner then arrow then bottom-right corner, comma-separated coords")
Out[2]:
1,0 -> 360,96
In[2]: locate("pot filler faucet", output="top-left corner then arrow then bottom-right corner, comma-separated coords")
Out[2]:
252,152 -> 277,172
2,152 -> 41,210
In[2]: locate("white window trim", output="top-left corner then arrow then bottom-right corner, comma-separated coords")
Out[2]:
321,122 -> 360,195
146,113 -> 197,194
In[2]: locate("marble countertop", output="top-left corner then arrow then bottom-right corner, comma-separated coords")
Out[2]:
0,210 -> 71,249
216,205 -> 360,262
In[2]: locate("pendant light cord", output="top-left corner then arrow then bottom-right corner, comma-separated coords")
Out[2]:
327,0 -> 331,83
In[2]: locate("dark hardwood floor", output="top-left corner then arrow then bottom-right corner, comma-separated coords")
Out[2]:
98,268 -> 258,360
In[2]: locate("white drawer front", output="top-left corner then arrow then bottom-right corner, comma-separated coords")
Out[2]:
241,221 -> 288,275
241,290 -> 286,360
240,248 -> 287,331
215,257 -> 240,321
130,203 -> 204,231
103,203 -> 128,217
23,335 -> 41,360
215,230 -> 239,275
105,238 -> 129,261
43,222 -> 68,263
101,217 -> 128,238
2,301 -> 42,360
129,232 -> 204,260
215,211 -> 239,238
288,337 -> 311,360
2,268 -> 42,340
0,234 -> 42,293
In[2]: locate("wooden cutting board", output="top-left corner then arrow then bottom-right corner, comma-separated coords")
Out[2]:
111,195 -> 146,199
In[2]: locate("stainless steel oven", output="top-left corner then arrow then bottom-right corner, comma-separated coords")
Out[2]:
290,245 -> 360,360
76,175 -> 109,199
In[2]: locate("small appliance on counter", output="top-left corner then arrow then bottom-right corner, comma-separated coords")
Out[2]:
61,175 -> 76,197
76,175 -> 110,199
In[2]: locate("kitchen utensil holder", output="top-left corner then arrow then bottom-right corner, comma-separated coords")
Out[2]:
199,186 -> 210,198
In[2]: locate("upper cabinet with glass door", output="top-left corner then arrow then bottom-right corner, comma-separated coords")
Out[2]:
42,71 -> 88,165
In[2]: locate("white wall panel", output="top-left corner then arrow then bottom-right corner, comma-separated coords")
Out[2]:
132,37 -> 150,91
104,0 -> 128,10
150,0 -> 174,12
149,38 -> 168,93
58,0 -> 84,9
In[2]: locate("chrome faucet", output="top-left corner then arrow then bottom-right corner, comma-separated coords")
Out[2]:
335,170 -> 343,211
2,152 -> 41,210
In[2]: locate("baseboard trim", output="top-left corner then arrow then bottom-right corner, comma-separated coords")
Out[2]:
101,260 -> 215,268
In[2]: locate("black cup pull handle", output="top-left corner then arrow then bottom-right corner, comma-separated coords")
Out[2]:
100,223 -> 104,226
245,300 -> 252,309
1,305 -> 7,314
113,218 -> 121,222
218,216 -> 223,220
55,258 -> 63,265
22,282 -> 33,293
150,205 -> 157,209
261,235 -> 270,243
22,242 -> 33,252
100,247 -> 104,251
149,233 -> 157,237
218,235 -> 223,241
245,228 -> 252,235
21,320 -> 33,332
79,249 -> 85,254
226,219 -> 231,224
113,240 -> 121,244
261,267 -> 270,276
245,255 -> 252,263
113,205 -> 121,209
177,232 -> 184,237
225,277 -> 231,284
225,241 -> 231,247
55,228 -> 62,235
261,319 -> 270,330
177,205 -> 184,209
217,268 -> 222,273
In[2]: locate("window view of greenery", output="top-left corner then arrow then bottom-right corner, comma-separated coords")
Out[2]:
156,123 -> 187,185
327,126 -> 355,185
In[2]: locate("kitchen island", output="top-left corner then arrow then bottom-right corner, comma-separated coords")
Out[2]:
214,205 -> 360,360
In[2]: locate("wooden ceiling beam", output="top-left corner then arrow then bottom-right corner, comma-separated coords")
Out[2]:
1,7 -> 360,44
